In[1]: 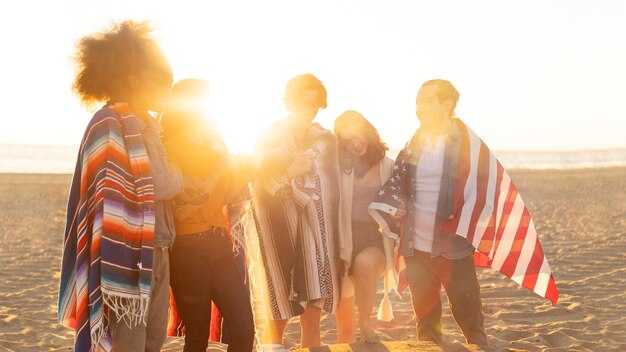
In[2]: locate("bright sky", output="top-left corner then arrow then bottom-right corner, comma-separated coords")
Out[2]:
1,0 -> 625,153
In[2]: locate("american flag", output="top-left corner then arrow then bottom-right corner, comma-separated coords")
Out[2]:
369,119 -> 559,305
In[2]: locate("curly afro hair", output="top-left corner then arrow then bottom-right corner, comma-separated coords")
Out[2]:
72,20 -> 167,106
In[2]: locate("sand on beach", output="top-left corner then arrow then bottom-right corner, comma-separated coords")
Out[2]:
0,168 -> 625,351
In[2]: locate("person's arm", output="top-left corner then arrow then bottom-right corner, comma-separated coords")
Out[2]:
175,149 -> 235,221
163,138 -> 203,221
144,129 -> 184,201
255,137 -> 312,199
172,175 -> 208,221
174,202 -> 202,222
369,149 -> 409,222
221,154 -> 257,204
152,169 -> 184,201
391,150 -> 411,220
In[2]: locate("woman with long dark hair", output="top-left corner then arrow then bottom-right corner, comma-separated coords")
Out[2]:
333,110 -> 397,344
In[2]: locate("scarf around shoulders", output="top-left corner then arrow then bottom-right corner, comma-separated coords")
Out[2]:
58,103 -> 155,352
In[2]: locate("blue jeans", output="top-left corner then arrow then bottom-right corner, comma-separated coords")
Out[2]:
169,229 -> 255,352
405,250 -> 488,345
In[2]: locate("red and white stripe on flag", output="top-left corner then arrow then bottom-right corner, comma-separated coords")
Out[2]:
441,120 -> 558,304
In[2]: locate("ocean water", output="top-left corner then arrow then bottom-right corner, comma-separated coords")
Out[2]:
0,144 -> 79,174
1,144 -> 625,174
386,148 -> 626,170
495,148 -> 626,170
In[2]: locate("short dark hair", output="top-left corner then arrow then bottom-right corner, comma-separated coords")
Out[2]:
334,110 -> 388,172
420,79 -> 460,113
72,20 -> 167,106
283,73 -> 328,109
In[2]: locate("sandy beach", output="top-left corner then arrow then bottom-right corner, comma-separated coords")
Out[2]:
1,168 -> 625,351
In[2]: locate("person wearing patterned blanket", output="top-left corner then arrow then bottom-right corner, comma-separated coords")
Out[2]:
58,21 -> 182,352
252,74 -> 340,350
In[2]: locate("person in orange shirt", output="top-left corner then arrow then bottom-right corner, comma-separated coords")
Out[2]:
161,79 -> 255,352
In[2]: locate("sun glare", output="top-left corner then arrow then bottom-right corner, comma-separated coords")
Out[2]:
201,82 -> 286,155
163,43 -> 289,155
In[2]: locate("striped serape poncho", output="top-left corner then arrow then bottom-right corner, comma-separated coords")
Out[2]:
369,118 -> 559,304
58,104 -> 156,351
252,121 -> 340,320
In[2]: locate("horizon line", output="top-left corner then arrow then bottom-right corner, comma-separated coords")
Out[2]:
2,142 -> 626,154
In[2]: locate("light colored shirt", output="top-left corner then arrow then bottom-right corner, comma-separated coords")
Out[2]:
413,135 -> 446,252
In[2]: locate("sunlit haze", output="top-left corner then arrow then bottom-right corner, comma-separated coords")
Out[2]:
2,0 -> 625,154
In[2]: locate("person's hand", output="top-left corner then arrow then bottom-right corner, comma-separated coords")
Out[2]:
287,152 -> 314,178
392,199 -> 406,219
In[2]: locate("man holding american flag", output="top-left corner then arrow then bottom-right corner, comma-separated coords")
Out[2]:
368,79 -> 558,346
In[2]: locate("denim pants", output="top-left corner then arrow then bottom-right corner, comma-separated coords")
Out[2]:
109,247 -> 170,352
405,250 -> 488,345
169,229 -> 255,352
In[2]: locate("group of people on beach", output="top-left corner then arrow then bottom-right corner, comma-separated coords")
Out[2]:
59,20 -> 491,352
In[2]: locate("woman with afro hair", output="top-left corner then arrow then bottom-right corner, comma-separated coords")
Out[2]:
58,20 -> 183,352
